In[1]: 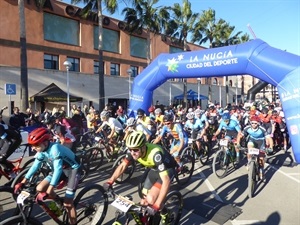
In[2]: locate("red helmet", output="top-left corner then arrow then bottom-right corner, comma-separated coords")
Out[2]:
28,127 -> 51,145
250,115 -> 260,123
148,105 -> 155,113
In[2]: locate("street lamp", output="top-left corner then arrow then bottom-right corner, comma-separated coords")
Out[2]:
218,81 -> 222,107
169,81 -> 172,106
63,60 -> 72,117
127,68 -> 133,100
197,78 -> 201,105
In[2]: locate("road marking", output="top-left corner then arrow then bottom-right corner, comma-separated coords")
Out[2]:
266,163 -> 300,183
231,219 -> 260,225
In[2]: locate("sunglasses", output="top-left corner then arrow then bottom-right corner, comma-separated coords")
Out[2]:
164,122 -> 171,125
224,119 -> 229,123
251,122 -> 258,125
129,148 -> 140,152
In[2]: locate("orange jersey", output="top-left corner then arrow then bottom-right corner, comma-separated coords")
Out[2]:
271,115 -> 282,124
258,113 -> 271,123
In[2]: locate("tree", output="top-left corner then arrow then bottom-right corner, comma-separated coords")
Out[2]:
122,0 -> 168,65
165,0 -> 199,109
71,0 -> 121,111
18,0 -> 46,112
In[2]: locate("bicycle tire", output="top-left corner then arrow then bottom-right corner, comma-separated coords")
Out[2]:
175,153 -> 194,186
85,147 -> 104,171
22,157 -> 35,169
74,140 -> 93,152
212,149 -> 229,179
160,190 -> 183,225
199,142 -> 210,165
111,154 -> 135,184
248,161 -> 256,198
72,184 -> 108,225
181,146 -> 195,159
0,186 -> 20,221
0,215 -> 42,225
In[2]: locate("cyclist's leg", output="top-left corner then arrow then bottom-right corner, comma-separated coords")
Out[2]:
64,168 -> 80,225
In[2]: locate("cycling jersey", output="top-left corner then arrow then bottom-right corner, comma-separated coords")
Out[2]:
124,143 -> 176,173
243,125 -> 267,141
217,119 -> 241,132
25,142 -> 80,187
160,123 -> 188,141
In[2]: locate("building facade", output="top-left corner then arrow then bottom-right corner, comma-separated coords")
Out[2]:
0,0 -> 246,119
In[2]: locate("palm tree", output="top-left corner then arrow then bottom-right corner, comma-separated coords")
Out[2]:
18,0 -> 46,112
191,8 -> 248,103
71,0 -> 121,111
122,0 -> 168,65
165,0 -> 199,109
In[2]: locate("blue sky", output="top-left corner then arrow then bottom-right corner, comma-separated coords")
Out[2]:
63,0 -> 300,56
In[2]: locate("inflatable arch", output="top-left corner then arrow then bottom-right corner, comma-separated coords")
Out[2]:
128,39 -> 300,163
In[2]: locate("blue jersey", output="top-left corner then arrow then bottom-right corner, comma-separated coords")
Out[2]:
217,119 -> 241,132
243,125 -> 267,140
25,142 -> 80,187
160,123 -> 188,144
184,119 -> 201,130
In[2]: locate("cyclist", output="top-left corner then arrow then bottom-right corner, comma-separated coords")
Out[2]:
240,115 -> 269,179
14,127 -> 80,225
103,131 -> 176,216
123,117 -> 152,142
136,108 -> 156,136
0,123 -> 22,178
96,110 -> 124,145
258,108 -> 274,153
212,112 -> 242,163
153,114 -> 188,169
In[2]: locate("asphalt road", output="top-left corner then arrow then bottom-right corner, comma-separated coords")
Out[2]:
1,148 -> 299,225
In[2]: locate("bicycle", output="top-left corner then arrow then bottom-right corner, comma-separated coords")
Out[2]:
181,138 -> 210,165
1,177 -> 108,225
0,144 -> 35,185
247,147 -> 266,198
107,188 -> 183,225
212,138 -> 239,178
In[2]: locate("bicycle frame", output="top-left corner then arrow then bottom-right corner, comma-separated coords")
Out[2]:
0,144 -> 31,180
219,138 -> 236,164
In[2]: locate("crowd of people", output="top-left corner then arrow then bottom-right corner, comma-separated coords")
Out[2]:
0,99 -> 290,224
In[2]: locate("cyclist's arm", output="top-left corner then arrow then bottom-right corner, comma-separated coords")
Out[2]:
24,154 -> 44,181
108,154 -> 131,183
155,172 -> 171,209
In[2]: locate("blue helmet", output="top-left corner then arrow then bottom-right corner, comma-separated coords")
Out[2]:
222,112 -> 231,120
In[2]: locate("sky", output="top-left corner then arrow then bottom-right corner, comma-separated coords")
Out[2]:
62,0 -> 300,56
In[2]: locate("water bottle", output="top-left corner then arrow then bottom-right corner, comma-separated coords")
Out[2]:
48,201 -> 62,217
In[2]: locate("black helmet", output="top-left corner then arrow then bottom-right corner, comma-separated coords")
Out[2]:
137,108 -> 145,116
261,108 -> 268,114
163,114 -> 173,122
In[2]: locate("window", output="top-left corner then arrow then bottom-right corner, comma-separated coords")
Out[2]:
169,46 -> 183,53
130,36 -> 147,58
67,57 -> 80,72
110,63 -> 120,76
44,13 -> 79,45
94,61 -> 105,74
130,66 -> 138,77
94,27 -> 120,53
44,54 -> 58,70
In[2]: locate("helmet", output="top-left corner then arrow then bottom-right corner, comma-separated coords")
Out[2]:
194,109 -> 202,116
209,104 -> 215,110
28,127 -> 51,145
100,110 -> 110,119
188,108 -> 193,113
126,131 -> 146,149
137,108 -> 145,116
148,106 -> 155,113
127,117 -> 136,127
154,108 -> 162,114
222,113 -> 231,121
261,108 -> 268,114
250,115 -> 260,123
186,112 -> 194,120
163,114 -> 173,122
272,110 -> 278,115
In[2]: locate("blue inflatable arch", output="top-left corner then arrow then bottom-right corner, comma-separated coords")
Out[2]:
128,39 -> 300,163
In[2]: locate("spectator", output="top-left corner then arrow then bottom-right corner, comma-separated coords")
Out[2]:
9,107 -> 26,130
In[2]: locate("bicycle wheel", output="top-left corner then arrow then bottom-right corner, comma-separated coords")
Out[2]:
71,184 -> 108,225
111,154 -> 136,184
248,161 -> 256,198
0,215 -> 42,225
199,142 -> 210,165
85,147 -> 104,172
160,191 -> 183,225
74,140 -> 93,151
175,153 -> 194,186
212,149 -> 229,179
22,157 -> 35,169
0,186 -> 19,221
137,168 -> 150,198
181,146 -> 195,159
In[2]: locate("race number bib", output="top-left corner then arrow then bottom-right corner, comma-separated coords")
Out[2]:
111,195 -> 134,212
248,148 -> 260,155
17,191 -> 30,205
219,139 -> 228,146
